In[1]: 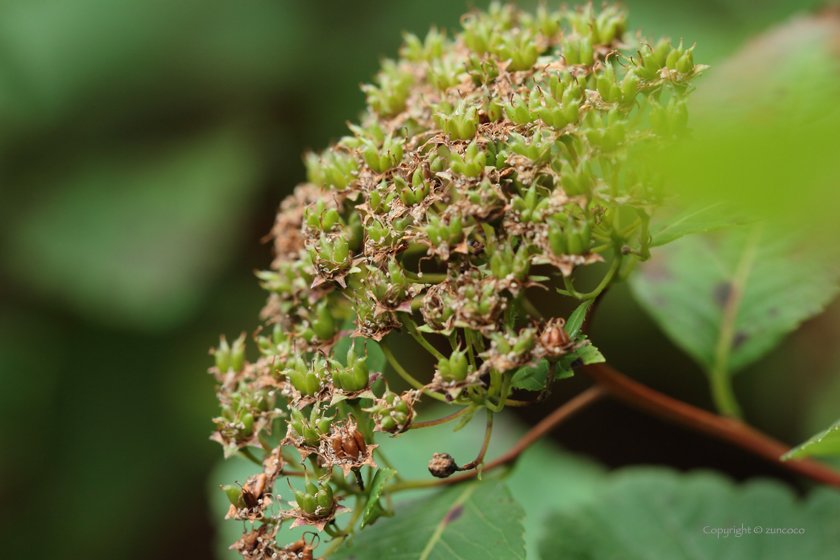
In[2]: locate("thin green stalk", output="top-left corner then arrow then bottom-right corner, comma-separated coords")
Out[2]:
238,447 -> 263,467
400,313 -> 446,361
380,339 -> 447,402
709,224 -> 763,417
559,255 -> 621,301
410,405 -> 475,429
374,447 -> 403,481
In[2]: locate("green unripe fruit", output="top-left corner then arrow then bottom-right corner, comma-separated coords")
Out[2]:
240,413 -> 254,437
221,485 -> 242,507
214,337 -> 231,372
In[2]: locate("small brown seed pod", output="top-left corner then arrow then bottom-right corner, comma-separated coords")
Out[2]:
428,452 -> 459,478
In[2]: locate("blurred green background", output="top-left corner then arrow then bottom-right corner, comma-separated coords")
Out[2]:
2,1 -> 839,559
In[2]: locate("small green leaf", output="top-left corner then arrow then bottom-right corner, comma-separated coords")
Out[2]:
782,418 -> 840,461
453,404 -> 480,432
539,468 -> 840,560
360,467 -> 396,528
565,301 -> 592,338
650,201 -> 750,247
511,359 -> 550,391
331,480 -> 526,560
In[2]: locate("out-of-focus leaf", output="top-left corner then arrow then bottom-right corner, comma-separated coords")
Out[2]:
383,408 -> 606,558
782,418 -> 840,461
647,9 -> 840,235
566,300 -> 592,337
630,226 -> 840,376
331,479 -> 526,560
2,128 -> 261,331
539,468 -> 840,559
512,359 -> 551,391
650,201 -> 751,247
360,467 -> 396,529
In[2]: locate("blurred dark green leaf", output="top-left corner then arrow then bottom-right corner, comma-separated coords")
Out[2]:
631,227 -> 840,376
650,201 -> 751,248
3,127 -> 262,330
540,468 -> 840,559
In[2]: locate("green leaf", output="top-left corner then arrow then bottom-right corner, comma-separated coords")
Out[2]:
331,479 -> 526,560
630,226 -> 840,377
565,300 -> 592,338
511,359 -> 550,391
360,467 -> 396,528
650,201 -> 750,248
782,418 -> 840,461
539,468 -> 840,560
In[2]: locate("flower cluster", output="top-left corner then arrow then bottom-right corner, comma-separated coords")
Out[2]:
208,3 -> 705,557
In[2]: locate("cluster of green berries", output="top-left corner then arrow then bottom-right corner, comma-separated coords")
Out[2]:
329,346 -> 371,393
292,477 -> 335,518
208,3 -> 705,556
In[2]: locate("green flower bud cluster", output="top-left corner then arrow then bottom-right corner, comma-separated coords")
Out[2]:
396,168 -> 431,206
508,130 -> 556,164
284,355 -> 325,397
466,55 -> 499,86
305,149 -> 358,191
488,241 -> 531,281
362,133 -> 404,173
365,389 -> 413,432
424,214 -> 466,248
434,100 -> 479,141
449,140 -> 487,177
329,346 -> 371,393
209,4 -> 707,554
288,405 -> 333,447
309,232 -> 351,273
298,300 -> 336,344
511,183 -> 550,223
364,259 -> 410,307
213,333 -> 246,374
362,59 -> 414,118
293,476 -> 335,517
636,38 -> 696,80
548,216 -> 593,256
650,96 -> 689,137
438,348 -> 470,382
401,27 -> 446,62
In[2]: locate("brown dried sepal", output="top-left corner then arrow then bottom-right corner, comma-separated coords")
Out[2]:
226,472 -> 275,522
320,417 -> 379,477
532,318 -> 575,361
286,500 -> 352,532
229,523 -> 280,560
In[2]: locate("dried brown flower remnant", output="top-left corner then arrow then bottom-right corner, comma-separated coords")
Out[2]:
428,452 -> 460,478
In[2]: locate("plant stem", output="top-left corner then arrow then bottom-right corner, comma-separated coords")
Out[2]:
582,361 -> 840,489
380,339 -> 447,403
709,224 -> 762,418
238,447 -> 263,467
386,387 -> 605,492
560,255 -> 621,300
461,408 -> 494,473
400,313 -> 446,361
410,405 -> 475,429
